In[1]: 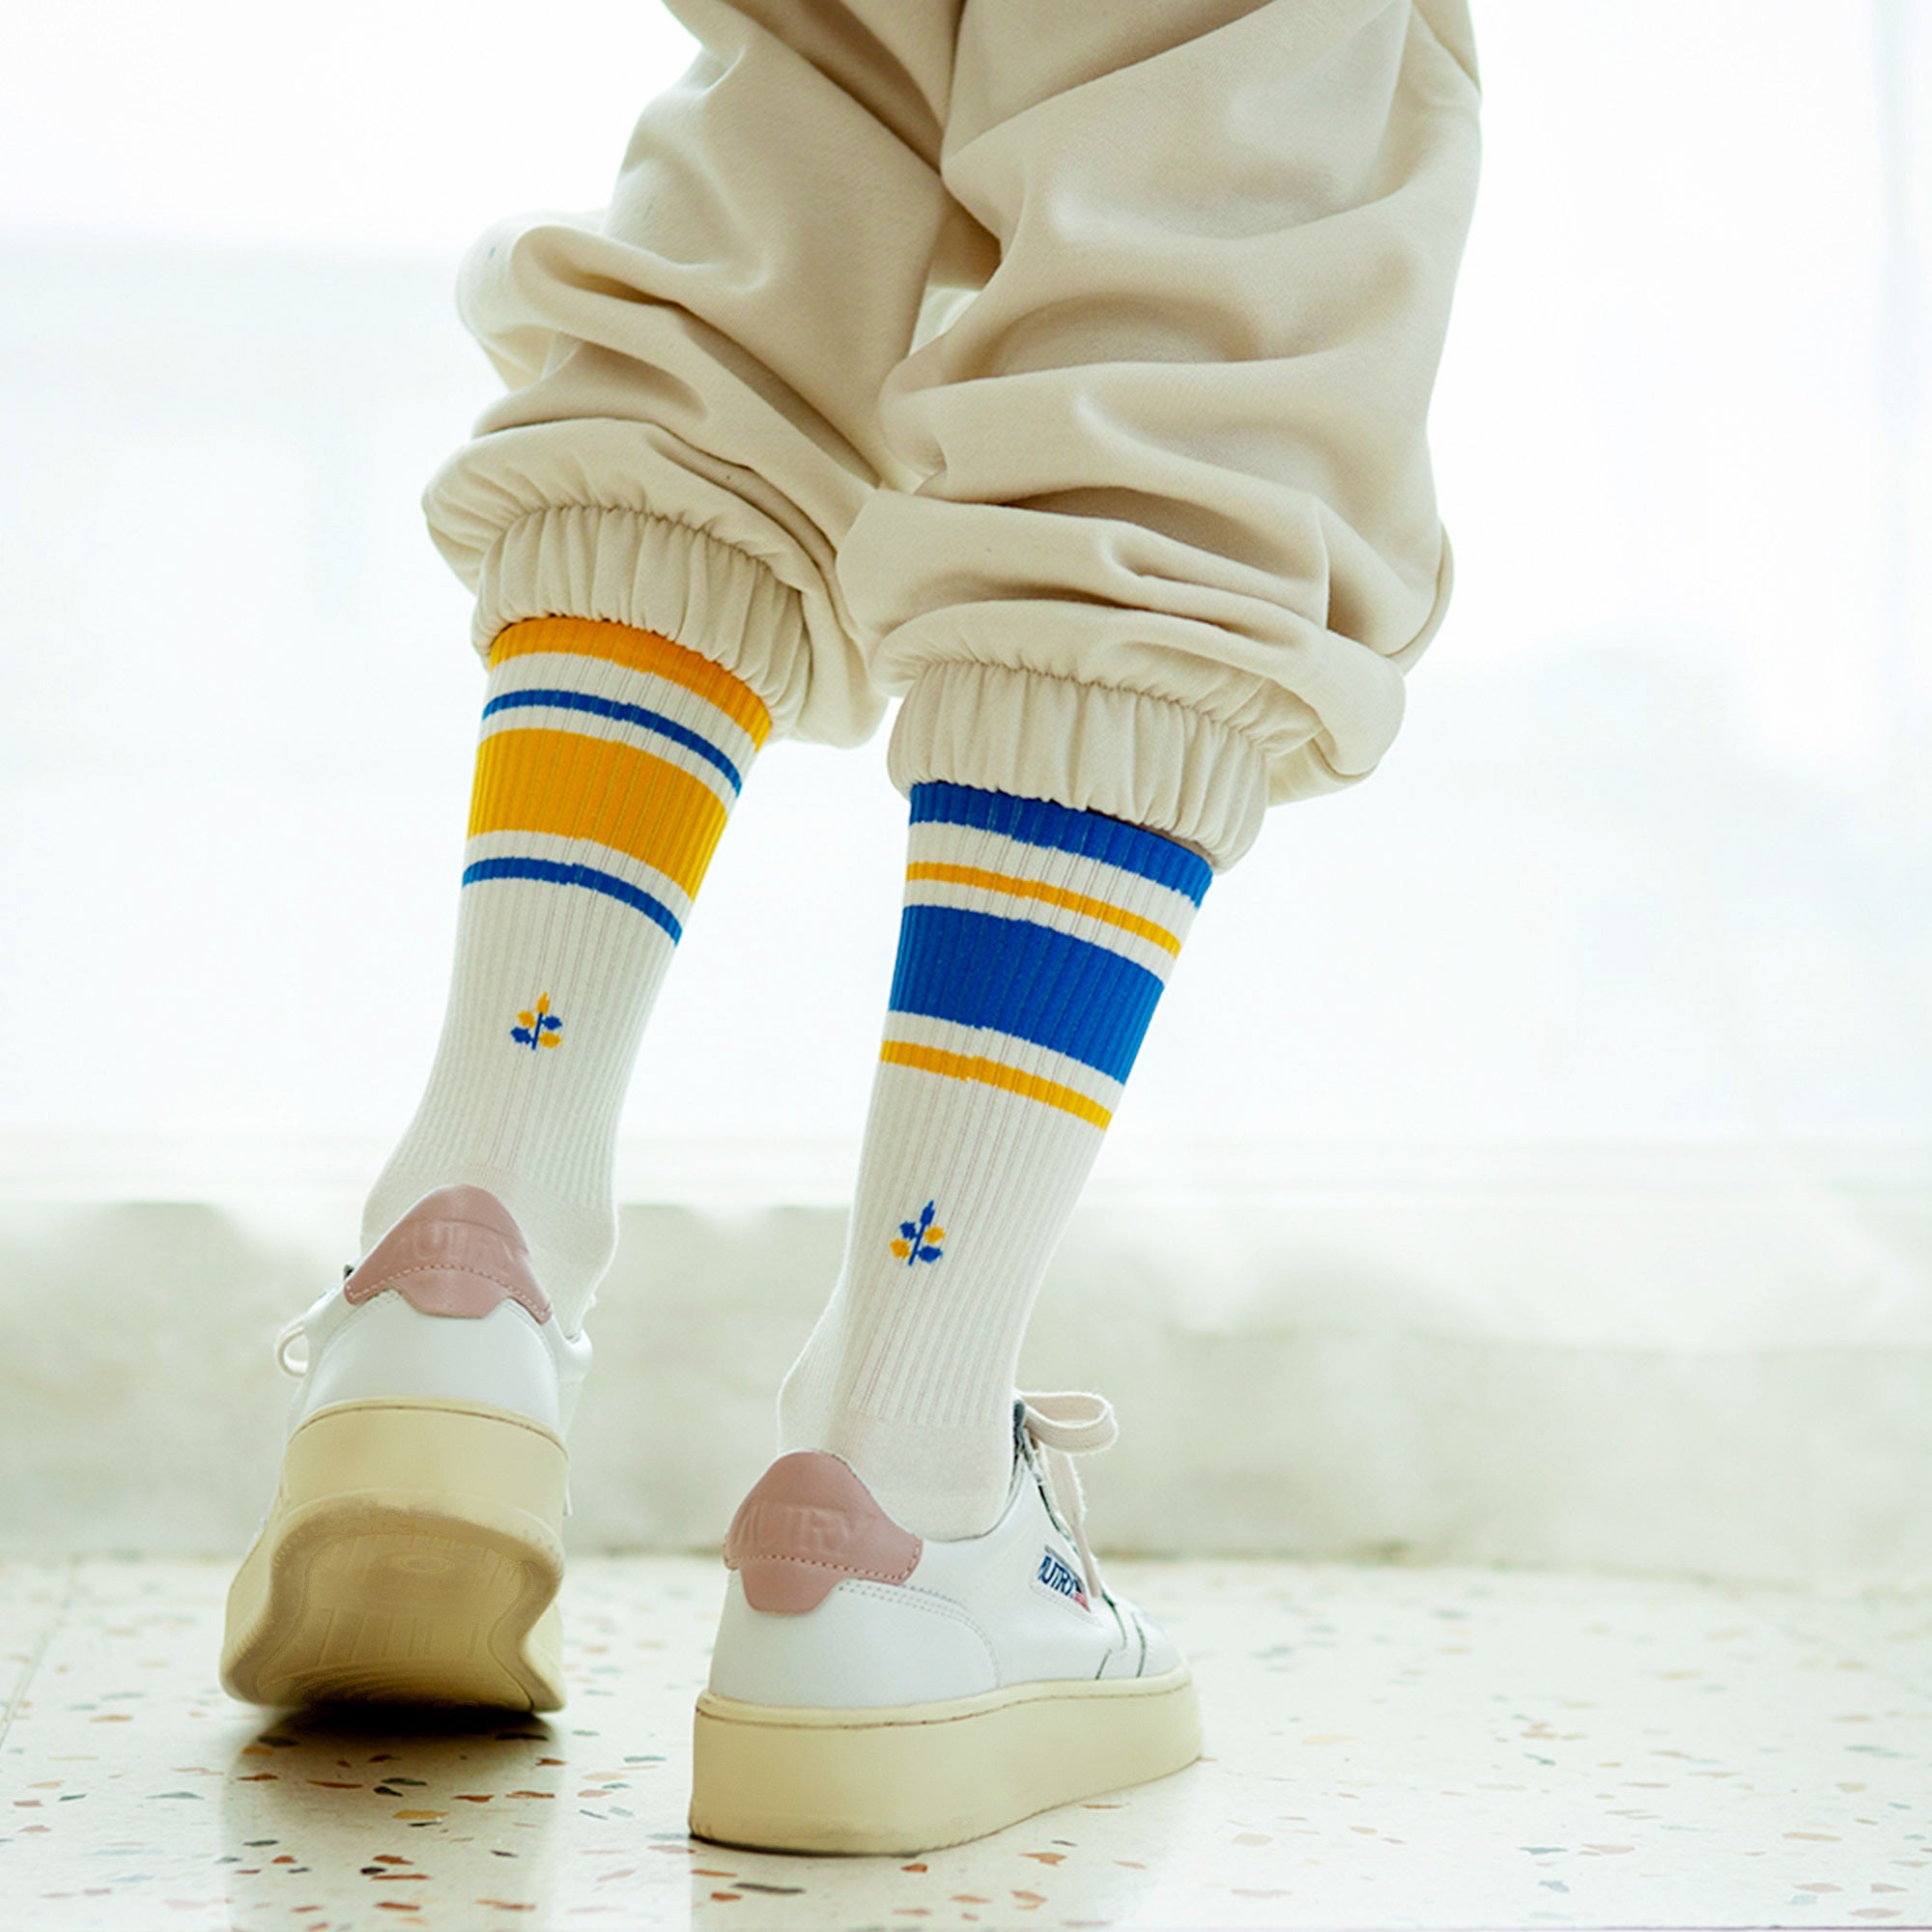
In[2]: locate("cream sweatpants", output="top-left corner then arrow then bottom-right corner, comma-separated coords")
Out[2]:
422,0 -> 1482,871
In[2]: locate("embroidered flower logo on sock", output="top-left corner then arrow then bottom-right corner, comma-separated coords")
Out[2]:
890,1200 -> 945,1266
511,992 -> 564,1050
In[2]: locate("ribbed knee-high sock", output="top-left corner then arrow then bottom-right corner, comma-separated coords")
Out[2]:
363,615 -> 768,1330
777,781 -> 1211,1538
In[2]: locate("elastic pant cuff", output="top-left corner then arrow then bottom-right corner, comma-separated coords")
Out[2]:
469,502 -> 815,740
887,660 -> 1270,871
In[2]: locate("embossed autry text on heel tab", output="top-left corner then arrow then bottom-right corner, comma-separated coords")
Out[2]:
342,1183 -> 553,1322
723,1452 -> 923,1613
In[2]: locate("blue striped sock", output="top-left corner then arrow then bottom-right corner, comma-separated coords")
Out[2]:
778,782 -> 1211,1538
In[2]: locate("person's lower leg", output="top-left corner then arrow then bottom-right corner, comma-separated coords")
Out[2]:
777,781 -> 1211,1538
362,615 -> 769,1332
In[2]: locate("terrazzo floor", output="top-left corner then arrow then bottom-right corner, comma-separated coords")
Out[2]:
1,1555 -> 1927,1931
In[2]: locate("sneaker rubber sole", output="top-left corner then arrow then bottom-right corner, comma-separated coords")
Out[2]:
219,1397 -> 568,1712
688,1665 -> 1201,1854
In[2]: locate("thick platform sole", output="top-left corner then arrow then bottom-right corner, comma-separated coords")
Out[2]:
689,1665 -> 1201,1855
219,1398 -> 568,1712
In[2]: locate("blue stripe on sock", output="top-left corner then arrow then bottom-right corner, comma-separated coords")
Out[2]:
888,903 -> 1164,1085
482,688 -> 743,794
462,857 -> 683,943
907,782 -> 1211,905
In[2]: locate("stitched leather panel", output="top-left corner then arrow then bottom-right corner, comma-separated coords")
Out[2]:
342,1183 -> 553,1323
723,1451 -> 922,1613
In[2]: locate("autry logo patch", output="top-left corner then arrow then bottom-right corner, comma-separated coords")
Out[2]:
1035,1546 -> 1089,1611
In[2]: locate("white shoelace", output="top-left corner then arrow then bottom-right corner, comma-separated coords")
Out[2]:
274,1315 -> 310,1378
1018,1389 -> 1119,1607
275,1262 -> 355,1376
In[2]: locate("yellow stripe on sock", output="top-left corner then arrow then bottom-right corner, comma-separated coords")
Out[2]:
879,1039 -> 1113,1131
904,862 -> 1181,957
489,617 -> 771,748
469,727 -> 728,898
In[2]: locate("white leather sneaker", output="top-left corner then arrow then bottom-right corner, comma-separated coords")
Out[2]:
219,1183 -> 591,1712
690,1392 -> 1201,1854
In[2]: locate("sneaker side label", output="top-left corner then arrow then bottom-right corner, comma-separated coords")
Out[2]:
1035,1545 -> 1090,1611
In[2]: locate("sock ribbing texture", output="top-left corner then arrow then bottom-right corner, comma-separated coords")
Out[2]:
778,781 -> 1211,1539
362,615 -> 768,1331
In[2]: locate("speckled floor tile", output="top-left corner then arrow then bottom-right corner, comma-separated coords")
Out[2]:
1,1556 -> 1927,1930
0,1558 -> 71,1739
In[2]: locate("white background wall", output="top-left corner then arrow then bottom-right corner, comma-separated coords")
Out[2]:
2,3 -> 1928,1577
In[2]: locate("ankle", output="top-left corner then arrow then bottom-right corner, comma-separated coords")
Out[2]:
359,1164 -> 613,1333
776,1395 -> 1015,1542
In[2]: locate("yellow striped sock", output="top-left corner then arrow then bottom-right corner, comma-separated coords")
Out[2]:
463,616 -> 770,930
362,616 -> 769,1328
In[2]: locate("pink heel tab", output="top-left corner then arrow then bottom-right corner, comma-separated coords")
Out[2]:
342,1183 -> 553,1323
723,1452 -> 922,1613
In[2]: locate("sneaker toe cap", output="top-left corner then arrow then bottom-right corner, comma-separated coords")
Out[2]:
1108,1596 -> 1182,1677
